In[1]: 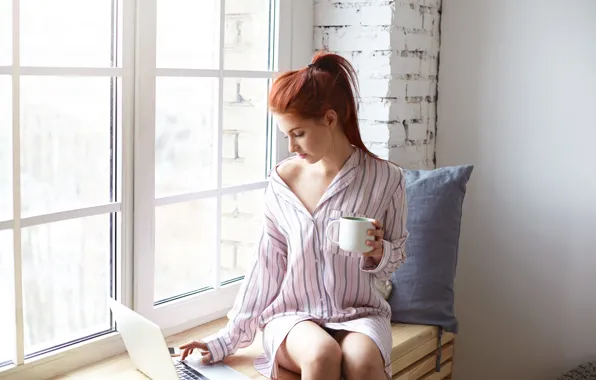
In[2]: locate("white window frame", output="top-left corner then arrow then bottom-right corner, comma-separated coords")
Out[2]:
0,0 -> 313,379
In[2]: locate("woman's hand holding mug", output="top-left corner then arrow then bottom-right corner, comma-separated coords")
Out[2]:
364,219 -> 384,265
325,216 -> 384,264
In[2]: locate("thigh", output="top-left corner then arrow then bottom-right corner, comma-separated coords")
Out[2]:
334,330 -> 385,368
275,321 -> 338,374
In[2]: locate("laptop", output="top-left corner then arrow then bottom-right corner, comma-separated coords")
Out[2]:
108,297 -> 249,380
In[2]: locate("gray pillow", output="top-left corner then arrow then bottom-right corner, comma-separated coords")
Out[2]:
388,165 -> 473,333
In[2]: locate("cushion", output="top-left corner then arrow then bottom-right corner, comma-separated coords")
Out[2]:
388,165 -> 474,333
558,361 -> 596,380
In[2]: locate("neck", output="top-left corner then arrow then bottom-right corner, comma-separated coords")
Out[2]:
317,133 -> 355,175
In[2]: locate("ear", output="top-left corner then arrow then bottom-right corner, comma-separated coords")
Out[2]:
324,109 -> 338,129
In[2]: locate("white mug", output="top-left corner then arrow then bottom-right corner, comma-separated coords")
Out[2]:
325,216 -> 375,254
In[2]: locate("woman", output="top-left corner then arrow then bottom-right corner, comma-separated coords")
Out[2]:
179,52 -> 408,380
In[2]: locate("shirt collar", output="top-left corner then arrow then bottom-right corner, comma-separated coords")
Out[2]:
269,147 -> 363,218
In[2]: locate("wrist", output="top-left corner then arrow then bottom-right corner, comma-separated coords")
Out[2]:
375,242 -> 384,264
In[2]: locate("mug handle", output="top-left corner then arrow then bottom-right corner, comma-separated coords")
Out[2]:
326,219 -> 340,246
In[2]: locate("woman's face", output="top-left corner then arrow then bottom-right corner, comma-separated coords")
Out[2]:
275,112 -> 336,164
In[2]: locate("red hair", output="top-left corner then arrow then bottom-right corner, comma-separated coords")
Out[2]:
268,51 -> 378,159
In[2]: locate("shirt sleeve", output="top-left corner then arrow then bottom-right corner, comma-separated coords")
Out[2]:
201,188 -> 288,363
360,167 -> 408,281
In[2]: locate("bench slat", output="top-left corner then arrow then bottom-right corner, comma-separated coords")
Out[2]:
393,342 -> 454,379
391,330 -> 455,374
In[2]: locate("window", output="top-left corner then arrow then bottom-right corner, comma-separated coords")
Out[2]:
0,0 -> 312,377
1,0 -> 122,369
0,230 -> 14,366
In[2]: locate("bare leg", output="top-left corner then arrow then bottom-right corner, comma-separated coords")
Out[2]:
275,321 -> 342,380
334,330 -> 387,380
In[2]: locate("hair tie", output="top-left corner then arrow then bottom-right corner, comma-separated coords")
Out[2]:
307,63 -> 317,69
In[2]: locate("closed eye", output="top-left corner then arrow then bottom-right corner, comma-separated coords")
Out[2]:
283,132 -> 304,139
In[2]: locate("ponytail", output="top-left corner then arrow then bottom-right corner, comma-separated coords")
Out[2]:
268,51 -> 379,159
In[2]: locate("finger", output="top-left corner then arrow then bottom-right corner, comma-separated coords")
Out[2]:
366,239 -> 383,249
364,244 -> 382,254
373,220 -> 383,229
179,340 -> 199,349
201,353 -> 212,364
184,348 -> 195,361
367,229 -> 384,238
180,348 -> 190,361
363,248 -> 383,258
363,242 -> 383,255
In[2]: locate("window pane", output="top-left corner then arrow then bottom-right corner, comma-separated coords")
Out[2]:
224,0 -> 272,71
222,78 -> 270,187
20,76 -> 113,217
0,230 -> 14,365
21,0 -> 115,67
156,0 -> 218,69
0,0 -> 10,65
221,189 -> 265,283
0,76 -> 12,221
155,78 -> 217,197
22,215 -> 113,355
154,199 -> 217,302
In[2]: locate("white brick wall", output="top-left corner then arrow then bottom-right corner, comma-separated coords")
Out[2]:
314,0 -> 442,168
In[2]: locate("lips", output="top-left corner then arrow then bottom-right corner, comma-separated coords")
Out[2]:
298,154 -> 307,159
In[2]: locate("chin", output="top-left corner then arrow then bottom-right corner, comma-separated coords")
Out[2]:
303,155 -> 322,164
295,153 -> 321,164
296,153 -> 318,164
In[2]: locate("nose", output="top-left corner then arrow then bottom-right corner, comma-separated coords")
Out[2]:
288,138 -> 297,153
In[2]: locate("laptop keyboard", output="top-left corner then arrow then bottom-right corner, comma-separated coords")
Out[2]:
175,361 -> 210,380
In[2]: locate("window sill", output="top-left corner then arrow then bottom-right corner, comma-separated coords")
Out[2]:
0,332 -> 125,380
0,307 -> 231,380
49,317 -> 279,380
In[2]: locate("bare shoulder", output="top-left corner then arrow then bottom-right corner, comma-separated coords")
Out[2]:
276,157 -> 304,184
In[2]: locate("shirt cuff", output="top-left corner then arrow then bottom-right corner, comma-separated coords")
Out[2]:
360,239 -> 392,273
202,333 -> 231,363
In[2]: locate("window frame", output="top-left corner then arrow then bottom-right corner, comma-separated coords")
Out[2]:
0,0 -> 313,378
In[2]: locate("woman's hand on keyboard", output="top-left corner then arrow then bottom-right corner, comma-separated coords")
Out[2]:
179,340 -> 211,364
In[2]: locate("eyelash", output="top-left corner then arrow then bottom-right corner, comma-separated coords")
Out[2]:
284,133 -> 304,139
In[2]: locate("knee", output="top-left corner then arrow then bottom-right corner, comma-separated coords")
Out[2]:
344,357 -> 383,378
342,350 -> 386,380
302,339 -> 342,370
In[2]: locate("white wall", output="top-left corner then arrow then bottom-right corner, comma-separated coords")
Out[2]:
314,0 -> 441,168
436,1 -> 596,379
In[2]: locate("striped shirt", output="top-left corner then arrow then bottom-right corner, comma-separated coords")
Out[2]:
204,147 -> 408,370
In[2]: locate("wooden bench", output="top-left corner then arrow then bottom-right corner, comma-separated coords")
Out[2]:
388,323 -> 455,380
57,318 -> 455,379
